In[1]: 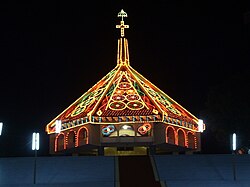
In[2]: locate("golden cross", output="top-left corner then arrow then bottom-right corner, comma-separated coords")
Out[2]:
116,9 -> 129,37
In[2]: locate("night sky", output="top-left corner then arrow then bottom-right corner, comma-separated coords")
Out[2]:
0,1 -> 249,156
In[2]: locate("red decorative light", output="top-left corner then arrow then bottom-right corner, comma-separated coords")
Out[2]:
138,123 -> 151,135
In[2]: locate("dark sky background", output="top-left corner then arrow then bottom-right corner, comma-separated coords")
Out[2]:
0,1 -> 249,156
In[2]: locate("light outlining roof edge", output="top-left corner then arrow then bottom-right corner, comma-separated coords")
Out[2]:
123,69 -> 149,110
46,9 -> 205,135
126,65 -> 165,115
45,66 -> 119,133
104,70 -> 126,111
88,64 -> 124,118
129,66 -> 199,123
49,120 -> 199,134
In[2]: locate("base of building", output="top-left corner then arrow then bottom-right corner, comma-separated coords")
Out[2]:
104,146 -> 148,156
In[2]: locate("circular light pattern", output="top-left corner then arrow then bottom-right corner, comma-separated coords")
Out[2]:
102,125 -> 115,136
126,94 -> 139,101
112,94 -> 126,101
118,82 -> 131,89
109,101 -> 126,110
138,123 -> 152,135
127,101 -> 144,110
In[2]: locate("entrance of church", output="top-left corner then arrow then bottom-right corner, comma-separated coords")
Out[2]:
118,156 -> 161,187
104,146 -> 148,156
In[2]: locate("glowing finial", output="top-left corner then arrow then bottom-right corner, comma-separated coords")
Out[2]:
118,9 -> 128,21
116,9 -> 129,37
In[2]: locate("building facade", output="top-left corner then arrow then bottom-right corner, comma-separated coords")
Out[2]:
45,10 -> 205,156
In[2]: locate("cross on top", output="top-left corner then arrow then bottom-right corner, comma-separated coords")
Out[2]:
116,9 -> 129,37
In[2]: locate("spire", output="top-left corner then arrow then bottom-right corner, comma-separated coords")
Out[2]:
116,9 -> 130,66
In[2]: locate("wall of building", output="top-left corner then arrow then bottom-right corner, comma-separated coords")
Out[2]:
154,123 -> 166,144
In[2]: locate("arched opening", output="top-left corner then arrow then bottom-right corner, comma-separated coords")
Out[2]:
67,131 -> 76,149
178,129 -> 185,147
55,134 -> 64,152
119,125 -> 135,137
166,126 -> 175,144
77,127 -> 88,146
188,132 -> 195,149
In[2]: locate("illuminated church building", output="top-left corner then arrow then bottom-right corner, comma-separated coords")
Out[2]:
45,10 -> 205,156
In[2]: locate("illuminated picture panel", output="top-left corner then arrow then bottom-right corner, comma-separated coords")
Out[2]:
137,123 -> 152,136
102,125 -> 116,137
119,125 -> 135,137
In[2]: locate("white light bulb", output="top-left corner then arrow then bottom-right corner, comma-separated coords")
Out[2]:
198,119 -> 204,132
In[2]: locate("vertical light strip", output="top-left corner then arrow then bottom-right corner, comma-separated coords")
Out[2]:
126,39 -> 130,65
117,39 -> 120,65
55,120 -> 62,133
120,38 -> 123,63
0,122 -> 3,136
32,132 -> 39,150
232,133 -> 236,151
123,38 -> 126,63
198,119 -> 204,132
32,133 -> 36,150
36,133 -> 40,150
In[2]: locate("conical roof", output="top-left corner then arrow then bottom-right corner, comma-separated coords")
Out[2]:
46,10 -> 203,134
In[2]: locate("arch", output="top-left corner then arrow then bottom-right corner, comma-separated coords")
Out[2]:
76,126 -> 89,146
177,128 -> 186,147
119,125 -> 134,137
187,132 -> 196,149
55,133 -> 65,152
166,126 -> 176,145
66,131 -> 76,149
